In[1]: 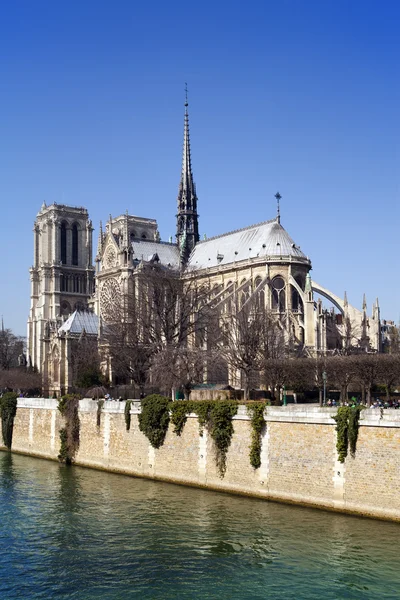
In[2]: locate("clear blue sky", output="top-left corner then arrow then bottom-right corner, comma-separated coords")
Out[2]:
1,0 -> 399,335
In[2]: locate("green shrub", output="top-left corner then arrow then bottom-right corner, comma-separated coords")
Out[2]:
96,399 -> 104,428
171,400 -> 238,477
169,401 -> 191,436
0,392 -> 18,449
138,394 -> 170,448
333,406 -> 363,463
57,395 -> 80,464
247,402 -> 266,469
124,400 -> 132,431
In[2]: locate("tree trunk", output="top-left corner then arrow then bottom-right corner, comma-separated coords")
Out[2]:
243,372 -> 250,401
366,386 -> 371,407
319,388 -> 323,407
385,385 -> 390,403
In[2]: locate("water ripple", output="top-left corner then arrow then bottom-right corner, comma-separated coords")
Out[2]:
0,453 -> 399,599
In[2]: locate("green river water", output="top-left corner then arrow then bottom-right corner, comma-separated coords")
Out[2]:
0,452 -> 399,599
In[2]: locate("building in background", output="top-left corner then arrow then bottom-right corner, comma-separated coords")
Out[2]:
27,98 -> 382,395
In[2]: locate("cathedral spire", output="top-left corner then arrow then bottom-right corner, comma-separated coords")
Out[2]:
96,221 -> 103,258
176,84 -> 199,263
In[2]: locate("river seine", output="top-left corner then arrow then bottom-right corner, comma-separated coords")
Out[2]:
0,453 -> 399,599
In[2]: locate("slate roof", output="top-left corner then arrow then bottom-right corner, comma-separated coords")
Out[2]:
58,311 -> 99,336
131,239 -> 180,268
188,219 -> 307,269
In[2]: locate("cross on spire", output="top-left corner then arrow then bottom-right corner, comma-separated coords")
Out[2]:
275,192 -> 282,223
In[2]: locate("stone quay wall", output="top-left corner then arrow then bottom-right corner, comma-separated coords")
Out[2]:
2,399 -> 400,522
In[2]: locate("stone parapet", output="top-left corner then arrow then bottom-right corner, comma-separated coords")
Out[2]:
3,400 -> 400,522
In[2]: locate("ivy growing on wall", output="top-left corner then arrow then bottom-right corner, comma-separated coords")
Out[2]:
207,400 -> 238,477
58,394 -> 80,465
169,400 -> 238,477
0,392 -> 18,449
96,400 -> 104,428
247,402 -> 267,469
124,400 -> 133,431
333,406 -> 363,463
169,401 -> 191,436
138,395 -> 170,448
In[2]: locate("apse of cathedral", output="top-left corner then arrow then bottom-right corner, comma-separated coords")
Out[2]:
27,95 -> 381,395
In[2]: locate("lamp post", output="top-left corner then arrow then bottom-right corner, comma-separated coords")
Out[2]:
322,371 -> 327,406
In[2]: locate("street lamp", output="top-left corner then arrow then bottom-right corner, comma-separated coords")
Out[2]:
322,371 -> 327,406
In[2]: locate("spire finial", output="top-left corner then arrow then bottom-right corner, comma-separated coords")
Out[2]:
275,192 -> 282,223
185,82 -> 188,107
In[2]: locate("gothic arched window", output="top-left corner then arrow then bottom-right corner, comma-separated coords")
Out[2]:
60,222 -> 67,264
254,276 -> 264,311
272,276 -> 286,312
72,224 -> 79,266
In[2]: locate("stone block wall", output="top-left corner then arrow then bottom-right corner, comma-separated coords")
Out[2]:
2,400 -> 400,522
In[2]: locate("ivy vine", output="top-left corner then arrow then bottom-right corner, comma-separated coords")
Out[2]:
96,400 -> 104,428
138,394 -> 170,448
124,400 -> 132,431
169,401 -> 191,435
207,401 -> 238,477
0,392 -> 18,449
333,406 -> 363,463
247,402 -> 266,469
169,400 -> 238,477
58,394 -> 80,465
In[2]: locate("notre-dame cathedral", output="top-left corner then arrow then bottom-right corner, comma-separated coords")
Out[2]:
27,97 -> 381,395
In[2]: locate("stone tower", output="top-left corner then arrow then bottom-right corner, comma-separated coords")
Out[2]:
27,203 -> 95,373
176,90 -> 199,263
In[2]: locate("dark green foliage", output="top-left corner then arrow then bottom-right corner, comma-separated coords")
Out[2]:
138,394 -> 170,448
208,401 -> 238,477
169,401 -> 191,436
0,392 -> 18,449
348,406 -> 363,458
333,406 -> 363,463
247,402 -> 266,469
189,400 -> 213,436
170,400 -> 238,477
96,400 -> 104,428
125,400 -> 132,431
57,395 -> 80,464
58,428 -> 69,463
75,367 -> 103,389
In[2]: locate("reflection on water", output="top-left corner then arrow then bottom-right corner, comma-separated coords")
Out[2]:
0,452 -> 399,599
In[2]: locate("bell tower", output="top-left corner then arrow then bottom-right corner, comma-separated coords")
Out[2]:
27,203 -> 95,373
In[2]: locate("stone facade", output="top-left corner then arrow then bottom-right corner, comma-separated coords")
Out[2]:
27,203 -> 95,394
4,401 -> 400,522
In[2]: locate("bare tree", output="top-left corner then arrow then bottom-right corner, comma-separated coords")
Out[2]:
219,304 -> 265,400
101,264 -> 214,396
376,354 -> 400,403
0,328 -> 24,370
262,358 -> 291,405
70,333 -> 103,390
353,354 -> 380,407
0,367 -> 42,394
327,355 -> 357,405
151,346 -> 219,400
